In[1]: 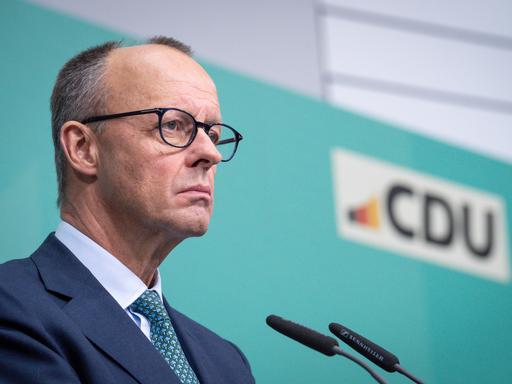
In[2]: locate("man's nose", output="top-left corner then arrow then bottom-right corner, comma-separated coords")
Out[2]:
187,128 -> 222,167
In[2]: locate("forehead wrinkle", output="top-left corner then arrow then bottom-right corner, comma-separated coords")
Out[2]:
160,78 -> 218,104
166,93 -> 220,119
162,78 -> 218,98
156,79 -> 221,121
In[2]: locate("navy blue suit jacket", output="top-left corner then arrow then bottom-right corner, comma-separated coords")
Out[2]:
0,234 -> 255,384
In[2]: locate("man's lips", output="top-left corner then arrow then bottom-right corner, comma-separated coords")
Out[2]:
179,185 -> 212,197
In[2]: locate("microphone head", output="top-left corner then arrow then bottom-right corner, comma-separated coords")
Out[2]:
329,322 -> 399,372
266,314 -> 339,356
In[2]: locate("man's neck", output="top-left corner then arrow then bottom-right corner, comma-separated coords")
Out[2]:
60,199 -> 181,286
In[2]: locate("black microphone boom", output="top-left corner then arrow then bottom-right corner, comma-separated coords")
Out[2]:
329,322 -> 425,384
266,315 -> 388,384
266,315 -> 338,356
329,322 -> 399,372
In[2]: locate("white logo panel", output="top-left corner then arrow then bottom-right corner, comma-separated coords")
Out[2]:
331,148 -> 510,283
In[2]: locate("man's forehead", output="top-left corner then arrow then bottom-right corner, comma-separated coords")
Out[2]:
104,44 -> 218,114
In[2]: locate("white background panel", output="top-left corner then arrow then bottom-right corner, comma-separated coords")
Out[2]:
321,0 -> 512,38
323,16 -> 512,102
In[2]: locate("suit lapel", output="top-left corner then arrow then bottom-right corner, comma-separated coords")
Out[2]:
32,235 -> 181,384
164,299 -> 222,384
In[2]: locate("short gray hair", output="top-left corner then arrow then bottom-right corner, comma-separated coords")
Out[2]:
50,37 -> 192,206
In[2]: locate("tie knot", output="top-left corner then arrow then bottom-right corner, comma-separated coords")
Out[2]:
130,290 -> 169,323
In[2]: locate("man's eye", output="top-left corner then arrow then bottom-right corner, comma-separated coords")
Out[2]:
208,130 -> 220,144
162,120 -> 180,131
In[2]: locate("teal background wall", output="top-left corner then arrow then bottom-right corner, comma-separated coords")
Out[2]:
2,1 -> 511,383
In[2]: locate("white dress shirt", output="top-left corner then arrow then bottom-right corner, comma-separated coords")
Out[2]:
55,221 -> 162,340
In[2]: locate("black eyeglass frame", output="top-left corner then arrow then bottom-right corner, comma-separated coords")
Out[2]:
82,107 -> 243,162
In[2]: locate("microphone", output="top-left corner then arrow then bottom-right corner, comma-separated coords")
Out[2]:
266,315 -> 387,384
329,322 -> 424,384
266,314 -> 338,356
329,322 -> 398,371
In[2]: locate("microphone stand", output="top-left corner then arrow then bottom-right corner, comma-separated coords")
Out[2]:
394,364 -> 424,384
333,346 -> 387,384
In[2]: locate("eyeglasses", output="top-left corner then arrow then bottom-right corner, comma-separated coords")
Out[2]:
82,107 -> 243,162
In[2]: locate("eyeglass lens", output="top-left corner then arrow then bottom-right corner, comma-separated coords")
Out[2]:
160,109 -> 238,161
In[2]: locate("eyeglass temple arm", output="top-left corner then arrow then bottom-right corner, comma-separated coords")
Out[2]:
82,108 -> 162,124
217,138 -> 238,145
216,131 -> 243,146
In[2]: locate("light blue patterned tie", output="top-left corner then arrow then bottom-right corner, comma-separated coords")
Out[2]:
130,290 -> 199,384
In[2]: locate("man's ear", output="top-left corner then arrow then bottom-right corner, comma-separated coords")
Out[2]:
60,121 -> 99,177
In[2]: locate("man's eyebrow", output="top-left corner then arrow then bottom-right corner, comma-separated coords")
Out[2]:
194,113 -> 220,124
204,119 -> 221,125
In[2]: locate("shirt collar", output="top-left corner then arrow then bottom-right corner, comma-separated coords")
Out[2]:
55,221 -> 163,309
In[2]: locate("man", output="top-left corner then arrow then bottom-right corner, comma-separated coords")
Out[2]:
0,36 -> 254,384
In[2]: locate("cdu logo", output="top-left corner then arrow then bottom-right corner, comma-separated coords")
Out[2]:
331,148 -> 510,283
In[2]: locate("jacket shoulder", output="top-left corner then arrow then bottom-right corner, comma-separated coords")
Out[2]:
0,256 -> 40,291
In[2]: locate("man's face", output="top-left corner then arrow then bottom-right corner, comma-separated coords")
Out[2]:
94,45 -> 222,240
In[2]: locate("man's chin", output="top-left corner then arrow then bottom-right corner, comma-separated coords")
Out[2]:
187,227 -> 208,238
171,217 -> 211,239
156,207 -> 212,239
183,219 -> 210,237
